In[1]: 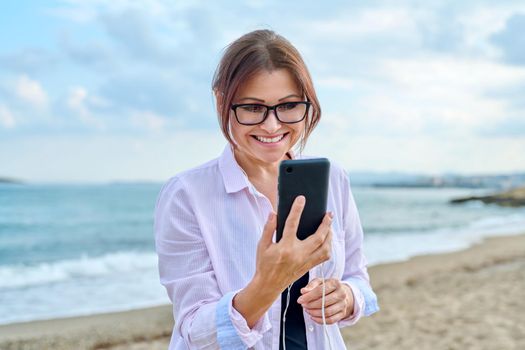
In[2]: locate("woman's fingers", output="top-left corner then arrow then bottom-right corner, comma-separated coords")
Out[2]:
309,310 -> 346,325
300,288 -> 341,309
281,195 -> 306,242
304,226 -> 332,268
306,297 -> 340,311
297,279 -> 337,306
298,279 -> 353,324
257,202 -> 332,290
304,302 -> 342,318
300,278 -> 323,295
303,213 -> 332,252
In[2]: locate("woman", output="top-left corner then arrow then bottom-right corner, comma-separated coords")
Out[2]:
154,29 -> 378,350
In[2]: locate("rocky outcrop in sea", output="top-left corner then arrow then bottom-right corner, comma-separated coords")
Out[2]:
450,186 -> 525,207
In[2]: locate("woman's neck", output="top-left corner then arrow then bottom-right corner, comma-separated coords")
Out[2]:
233,149 -> 291,183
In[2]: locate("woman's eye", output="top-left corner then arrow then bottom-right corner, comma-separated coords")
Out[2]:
278,102 -> 298,111
241,105 -> 264,113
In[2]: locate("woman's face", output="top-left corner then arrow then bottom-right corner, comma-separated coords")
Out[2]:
229,69 -> 306,166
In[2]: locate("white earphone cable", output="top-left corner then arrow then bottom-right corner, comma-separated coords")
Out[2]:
320,262 -> 333,350
281,282 -> 294,350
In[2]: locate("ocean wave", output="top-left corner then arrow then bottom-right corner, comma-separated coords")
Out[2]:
0,251 -> 158,289
466,213 -> 525,230
364,213 -> 525,265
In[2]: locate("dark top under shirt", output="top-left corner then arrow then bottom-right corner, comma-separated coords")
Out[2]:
279,272 -> 309,350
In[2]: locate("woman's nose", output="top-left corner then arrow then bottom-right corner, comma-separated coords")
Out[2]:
260,110 -> 281,133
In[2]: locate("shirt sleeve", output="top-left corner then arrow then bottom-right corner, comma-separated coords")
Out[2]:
154,177 -> 270,349
338,280 -> 365,326
229,291 -> 272,346
337,169 -> 379,327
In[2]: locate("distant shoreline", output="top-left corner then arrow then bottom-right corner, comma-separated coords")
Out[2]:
370,183 -> 486,189
0,177 -> 23,184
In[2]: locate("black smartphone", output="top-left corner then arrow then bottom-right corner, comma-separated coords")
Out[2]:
276,158 -> 330,242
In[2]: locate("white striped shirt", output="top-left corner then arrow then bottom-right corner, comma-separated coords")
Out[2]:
154,144 -> 379,349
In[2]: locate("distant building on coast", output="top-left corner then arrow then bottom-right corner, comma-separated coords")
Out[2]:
349,171 -> 525,190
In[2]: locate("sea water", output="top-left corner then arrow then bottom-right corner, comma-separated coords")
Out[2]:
1,182 -> 524,325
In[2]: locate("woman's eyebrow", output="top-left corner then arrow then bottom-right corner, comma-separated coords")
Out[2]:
237,94 -> 301,103
237,97 -> 265,102
278,94 -> 302,101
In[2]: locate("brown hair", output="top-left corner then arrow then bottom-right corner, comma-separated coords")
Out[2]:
212,29 -> 321,153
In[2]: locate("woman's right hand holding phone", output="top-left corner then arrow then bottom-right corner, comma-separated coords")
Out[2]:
233,195 -> 333,328
255,195 -> 333,292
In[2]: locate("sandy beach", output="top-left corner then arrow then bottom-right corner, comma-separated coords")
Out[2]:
1,233 -> 524,350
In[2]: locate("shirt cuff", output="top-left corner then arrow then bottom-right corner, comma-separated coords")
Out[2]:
343,276 -> 380,317
338,280 -> 365,327
229,292 -> 272,348
216,291 -> 247,349
216,290 -> 271,349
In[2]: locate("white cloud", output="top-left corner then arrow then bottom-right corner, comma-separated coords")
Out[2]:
130,110 -> 166,132
382,56 -> 525,90
14,75 -> 48,109
457,4 -> 525,58
376,56 -> 525,127
318,56 -> 525,136
309,8 -> 419,39
0,105 -> 16,128
50,0 -> 190,24
66,86 -> 105,129
67,86 -> 88,114
317,77 -> 355,90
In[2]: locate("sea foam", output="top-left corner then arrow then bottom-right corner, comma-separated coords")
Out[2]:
0,251 -> 158,289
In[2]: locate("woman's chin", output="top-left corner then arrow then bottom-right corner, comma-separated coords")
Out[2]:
251,144 -> 290,162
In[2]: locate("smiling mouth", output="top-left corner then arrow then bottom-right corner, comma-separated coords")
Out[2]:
251,132 -> 289,144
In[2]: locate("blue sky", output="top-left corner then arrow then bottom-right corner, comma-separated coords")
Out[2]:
1,0 -> 524,182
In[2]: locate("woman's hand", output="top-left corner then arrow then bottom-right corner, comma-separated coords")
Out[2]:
233,195 -> 332,328
297,278 -> 355,324
254,195 -> 333,293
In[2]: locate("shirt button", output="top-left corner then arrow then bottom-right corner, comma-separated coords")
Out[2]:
308,325 -> 314,332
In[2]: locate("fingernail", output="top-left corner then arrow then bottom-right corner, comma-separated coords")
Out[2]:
297,195 -> 305,204
328,211 -> 334,219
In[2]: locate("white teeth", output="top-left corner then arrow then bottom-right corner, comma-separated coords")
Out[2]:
254,134 -> 285,143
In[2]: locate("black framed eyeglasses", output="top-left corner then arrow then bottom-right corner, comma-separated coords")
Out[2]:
231,101 -> 311,126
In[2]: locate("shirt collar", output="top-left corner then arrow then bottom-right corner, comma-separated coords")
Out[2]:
218,144 -> 296,194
